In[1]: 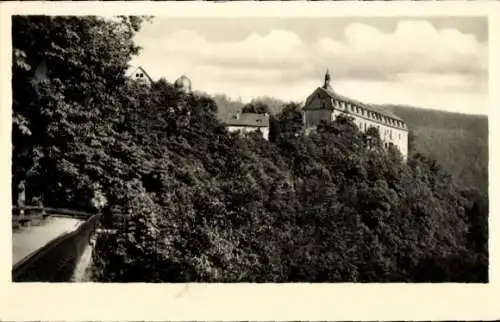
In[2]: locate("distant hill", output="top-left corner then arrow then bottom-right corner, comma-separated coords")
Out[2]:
380,104 -> 488,193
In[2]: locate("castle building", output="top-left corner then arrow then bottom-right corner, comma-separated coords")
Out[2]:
224,112 -> 270,140
302,70 -> 409,159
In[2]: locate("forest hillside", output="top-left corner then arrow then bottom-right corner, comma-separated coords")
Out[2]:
382,104 -> 488,194
215,95 -> 488,194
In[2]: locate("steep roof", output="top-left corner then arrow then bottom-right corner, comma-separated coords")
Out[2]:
129,66 -> 154,84
225,113 -> 270,128
307,86 -> 404,122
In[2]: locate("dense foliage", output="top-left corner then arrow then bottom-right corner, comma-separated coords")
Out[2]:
12,16 -> 488,282
384,105 -> 488,195
215,98 -> 489,195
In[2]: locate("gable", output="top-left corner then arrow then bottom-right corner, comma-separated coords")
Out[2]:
303,88 -> 333,111
129,66 -> 154,85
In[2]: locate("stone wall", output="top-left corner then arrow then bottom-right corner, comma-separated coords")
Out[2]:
12,213 -> 101,282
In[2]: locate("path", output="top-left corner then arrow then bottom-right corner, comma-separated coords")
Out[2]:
12,216 -> 84,265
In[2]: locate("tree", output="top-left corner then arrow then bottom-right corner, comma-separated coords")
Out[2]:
277,102 -> 304,139
12,15 -> 150,209
242,101 -> 269,114
408,129 -> 417,155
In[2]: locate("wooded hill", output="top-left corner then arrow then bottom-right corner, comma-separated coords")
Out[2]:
215,95 -> 489,194
383,104 -> 488,194
12,16 -> 488,283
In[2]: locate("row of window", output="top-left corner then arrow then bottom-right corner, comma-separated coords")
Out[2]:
356,120 -> 403,140
332,99 -> 405,128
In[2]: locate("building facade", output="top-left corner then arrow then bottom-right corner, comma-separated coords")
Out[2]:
225,112 -> 270,140
302,70 -> 409,159
128,66 -> 154,86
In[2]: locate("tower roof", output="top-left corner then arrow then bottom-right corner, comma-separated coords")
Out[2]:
325,69 -> 331,82
323,68 -> 335,93
174,74 -> 192,91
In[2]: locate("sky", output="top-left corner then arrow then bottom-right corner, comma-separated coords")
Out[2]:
131,16 -> 488,115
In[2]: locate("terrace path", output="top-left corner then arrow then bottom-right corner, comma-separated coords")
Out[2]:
12,216 -> 84,265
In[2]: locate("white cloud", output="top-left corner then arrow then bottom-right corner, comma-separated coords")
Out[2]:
132,19 -> 488,115
316,20 -> 487,76
157,29 -> 305,68
395,72 -> 484,91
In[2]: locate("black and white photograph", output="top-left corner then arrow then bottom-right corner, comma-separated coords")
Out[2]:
7,8 -> 490,284
1,1 -> 499,320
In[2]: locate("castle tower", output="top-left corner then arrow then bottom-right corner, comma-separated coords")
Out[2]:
174,75 -> 192,93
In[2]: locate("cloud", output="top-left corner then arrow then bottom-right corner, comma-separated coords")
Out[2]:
159,29 -> 306,71
315,20 -> 487,79
395,72 -> 486,92
132,19 -> 488,114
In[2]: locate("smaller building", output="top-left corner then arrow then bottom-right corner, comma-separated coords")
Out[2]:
128,66 -> 154,86
225,112 -> 270,140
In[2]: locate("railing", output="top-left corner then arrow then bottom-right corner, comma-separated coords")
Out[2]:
12,207 -> 102,282
12,206 -> 94,225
